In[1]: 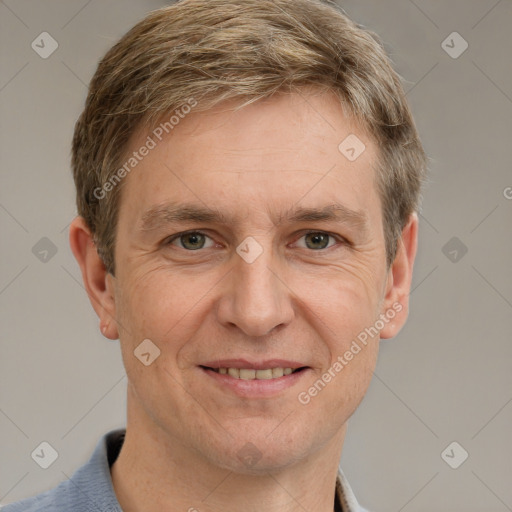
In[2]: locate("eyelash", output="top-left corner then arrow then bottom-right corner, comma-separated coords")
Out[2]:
164,230 -> 348,251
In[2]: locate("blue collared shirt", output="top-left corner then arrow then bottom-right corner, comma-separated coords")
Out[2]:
2,430 -> 370,512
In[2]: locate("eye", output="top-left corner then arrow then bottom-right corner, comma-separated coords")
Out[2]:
165,230 -> 344,252
167,231 -> 216,250
294,231 -> 339,250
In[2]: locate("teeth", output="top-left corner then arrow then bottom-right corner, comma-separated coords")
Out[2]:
272,368 -> 284,378
213,367 -> 298,380
255,369 -> 273,380
239,369 -> 256,380
227,368 -> 239,379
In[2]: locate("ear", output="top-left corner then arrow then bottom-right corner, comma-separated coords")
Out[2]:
69,216 -> 119,340
379,212 -> 418,340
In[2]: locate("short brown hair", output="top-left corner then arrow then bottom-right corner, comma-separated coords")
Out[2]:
72,0 -> 427,274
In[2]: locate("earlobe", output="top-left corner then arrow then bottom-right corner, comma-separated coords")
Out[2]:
69,217 -> 119,340
379,213 -> 418,340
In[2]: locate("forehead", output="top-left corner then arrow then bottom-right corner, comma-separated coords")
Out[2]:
119,91 -> 381,227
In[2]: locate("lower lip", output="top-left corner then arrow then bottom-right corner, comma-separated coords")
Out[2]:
200,367 -> 310,398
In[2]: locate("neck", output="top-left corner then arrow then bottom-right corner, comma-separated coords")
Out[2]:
111,391 -> 346,512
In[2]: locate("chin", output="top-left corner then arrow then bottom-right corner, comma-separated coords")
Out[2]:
214,445 -> 306,476
199,423 -> 318,475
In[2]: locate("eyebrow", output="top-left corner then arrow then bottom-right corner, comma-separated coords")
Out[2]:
139,201 -> 369,235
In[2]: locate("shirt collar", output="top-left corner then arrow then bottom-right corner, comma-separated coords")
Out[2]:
336,468 -> 368,512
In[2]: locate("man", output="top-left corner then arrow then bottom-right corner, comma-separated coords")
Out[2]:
4,0 -> 426,510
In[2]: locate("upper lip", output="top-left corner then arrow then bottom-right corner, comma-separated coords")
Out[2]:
200,359 -> 308,370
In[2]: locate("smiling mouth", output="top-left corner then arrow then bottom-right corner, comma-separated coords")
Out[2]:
200,366 -> 308,380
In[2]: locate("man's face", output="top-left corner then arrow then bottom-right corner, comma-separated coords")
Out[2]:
111,91 -> 392,472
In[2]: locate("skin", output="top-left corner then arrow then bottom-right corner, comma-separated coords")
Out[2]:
70,90 -> 418,512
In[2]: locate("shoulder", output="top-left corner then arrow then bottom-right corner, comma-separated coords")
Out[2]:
1,494 -> 48,511
1,476 -> 120,512
1,430 -> 124,512
1,481 -> 74,512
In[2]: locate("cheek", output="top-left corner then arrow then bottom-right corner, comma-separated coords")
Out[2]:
295,265 -> 383,343
321,343 -> 378,426
297,281 -> 379,424
293,269 -> 380,406
115,266 -> 219,350
315,287 -> 380,389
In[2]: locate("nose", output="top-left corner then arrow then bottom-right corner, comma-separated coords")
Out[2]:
216,246 -> 295,337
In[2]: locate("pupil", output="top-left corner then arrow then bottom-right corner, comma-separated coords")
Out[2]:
307,233 -> 328,249
183,233 -> 204,249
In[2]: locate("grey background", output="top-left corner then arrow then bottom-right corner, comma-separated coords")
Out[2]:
1,0 -> 511,510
